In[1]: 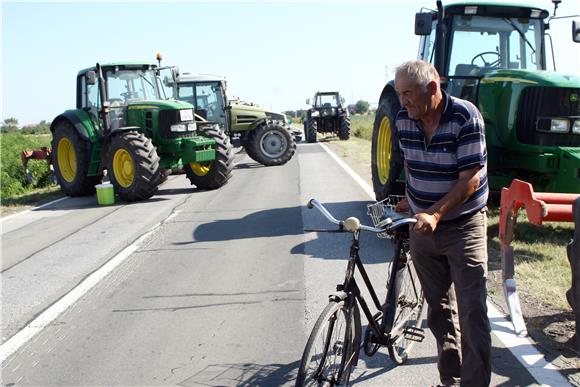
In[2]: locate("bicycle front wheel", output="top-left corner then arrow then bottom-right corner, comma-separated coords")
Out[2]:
296,301 -> 356,386
387,246 -> 425,365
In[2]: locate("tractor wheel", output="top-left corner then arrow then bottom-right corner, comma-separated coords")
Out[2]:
307,119 -> 317,143
52,120 -> 102,196
106,131 -> 161,202
304,119 -> 311,142
371,93 -> 404,201
338,115 -> 351,140
184,125 -> 233,189
245,121 -> 296,166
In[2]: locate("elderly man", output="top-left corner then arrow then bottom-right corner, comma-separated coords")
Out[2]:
394,60 -> 491,387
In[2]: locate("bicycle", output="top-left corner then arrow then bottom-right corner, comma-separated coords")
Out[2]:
296,195 -> 426,386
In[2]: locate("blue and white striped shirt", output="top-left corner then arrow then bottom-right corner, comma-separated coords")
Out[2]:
396,90 -> 488,221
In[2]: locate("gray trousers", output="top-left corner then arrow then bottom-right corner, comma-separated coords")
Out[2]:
410,210 -> 491,387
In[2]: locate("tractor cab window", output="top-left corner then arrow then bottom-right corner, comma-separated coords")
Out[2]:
195,83 -> 225,123
106,69 -> 159,104
446,15 -> 544,101
177,82 -> 225,125
315,94 -> 339,108
448,15 -> 544,76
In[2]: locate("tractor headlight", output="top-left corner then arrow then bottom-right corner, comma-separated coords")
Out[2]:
187,122 -> 197,131
170,124 -> 187,132
572,119 -> 580,134
550,119 -> 569,133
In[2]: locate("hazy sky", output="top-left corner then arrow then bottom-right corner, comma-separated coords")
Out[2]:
1,0 -> 579,125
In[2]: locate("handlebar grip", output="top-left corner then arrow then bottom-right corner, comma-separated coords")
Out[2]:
307,199 -> 315,209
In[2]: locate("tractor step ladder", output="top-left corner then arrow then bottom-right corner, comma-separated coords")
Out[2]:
499,179 -> 578,336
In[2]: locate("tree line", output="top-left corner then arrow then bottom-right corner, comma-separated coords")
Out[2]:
1,118 -> 51,135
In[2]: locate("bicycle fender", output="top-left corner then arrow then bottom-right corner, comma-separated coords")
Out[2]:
328,291 -> 348,302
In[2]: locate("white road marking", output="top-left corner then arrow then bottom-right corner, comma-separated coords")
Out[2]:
0,211 -> 180,363
319,142 -> 570,387
0,196 -> 68,222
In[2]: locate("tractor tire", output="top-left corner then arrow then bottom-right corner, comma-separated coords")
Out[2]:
371,93 -> 404,201
245,121 -> 296,166
51,120 -> 102,196
185,125 -> 234,189
338,115 -> 351,140
304,119 -> 311,143
307,119 -> 318,143
106,131 -> 161,202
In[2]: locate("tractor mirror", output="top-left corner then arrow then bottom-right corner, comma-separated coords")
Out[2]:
415,13 -> 432,35
87,71 -> 96,85
306,98 -> 310,105
573,20 -> 580,43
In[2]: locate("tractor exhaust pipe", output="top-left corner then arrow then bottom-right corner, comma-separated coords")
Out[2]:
96,63 -> 110,133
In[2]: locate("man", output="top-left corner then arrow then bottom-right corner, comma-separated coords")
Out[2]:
394,60 -> 491,387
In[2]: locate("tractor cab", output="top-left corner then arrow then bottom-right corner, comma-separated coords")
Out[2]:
416,2 -> 550,103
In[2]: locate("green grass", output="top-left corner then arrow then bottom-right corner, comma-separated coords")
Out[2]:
351,113 -> 375,141
1,132 -> 56,201
486,207 -> 574,310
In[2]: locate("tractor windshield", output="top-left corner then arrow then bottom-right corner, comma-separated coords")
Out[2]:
448,15 -> 544,77
106,69 -> 161,104
315,93 -> 339,108
177,82 -> 226,125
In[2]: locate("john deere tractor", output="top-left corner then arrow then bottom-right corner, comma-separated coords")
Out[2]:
304,91 -> 351,143
166,72 -> 297,166
371,0 -> 580,199
51,62 -> 233,202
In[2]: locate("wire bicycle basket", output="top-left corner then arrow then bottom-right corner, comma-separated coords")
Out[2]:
367,195 -> 407,239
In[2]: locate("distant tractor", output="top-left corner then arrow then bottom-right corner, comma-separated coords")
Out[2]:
51,62 -> 233,202
304,91 -> 351,143
167,72 -> 297,167
371,0 -> 580,199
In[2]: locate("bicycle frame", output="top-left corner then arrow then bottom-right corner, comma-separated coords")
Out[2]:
335,231 -> 402,350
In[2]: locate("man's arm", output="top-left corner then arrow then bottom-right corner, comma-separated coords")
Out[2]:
413,166 -> 481,234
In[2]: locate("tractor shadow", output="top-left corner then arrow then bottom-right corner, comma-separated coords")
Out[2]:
191,200 -> 391,262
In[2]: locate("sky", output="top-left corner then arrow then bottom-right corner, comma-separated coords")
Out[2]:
1,0 -> 579,126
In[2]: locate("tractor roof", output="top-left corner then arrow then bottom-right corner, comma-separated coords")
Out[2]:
442,0 -> 550,16
176,72 -> 226,83
77,62 -> 157,76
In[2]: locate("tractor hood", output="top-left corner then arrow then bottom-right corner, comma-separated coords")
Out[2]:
230,102 -> 287,122
480,69 -> 580,88
126,99 -> 194,111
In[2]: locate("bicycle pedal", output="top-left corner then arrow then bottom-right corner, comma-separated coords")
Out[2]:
403,327 -> 425,342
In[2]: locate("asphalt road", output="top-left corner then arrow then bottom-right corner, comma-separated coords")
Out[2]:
0,143 -> 567,386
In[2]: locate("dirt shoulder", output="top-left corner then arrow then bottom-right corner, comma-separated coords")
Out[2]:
322,136 -> 580,385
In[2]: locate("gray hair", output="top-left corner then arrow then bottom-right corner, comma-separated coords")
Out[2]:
395,60 -> 440,90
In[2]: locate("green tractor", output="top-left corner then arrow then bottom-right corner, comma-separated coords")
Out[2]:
167,72 -> 297,166
51,62 -> 233,202
304,91 -> 351,143
371,0 -> 580,199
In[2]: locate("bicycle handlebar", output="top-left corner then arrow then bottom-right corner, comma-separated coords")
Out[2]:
307,198 -> 417,233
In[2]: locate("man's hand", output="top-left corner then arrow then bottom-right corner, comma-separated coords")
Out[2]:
413,212 -> 440,234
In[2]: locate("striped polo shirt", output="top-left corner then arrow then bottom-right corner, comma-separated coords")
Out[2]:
395,90 -> 488,221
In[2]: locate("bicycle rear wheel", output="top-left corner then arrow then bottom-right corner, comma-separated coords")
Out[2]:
296,300 -> 356,386
387,245 -> 425,364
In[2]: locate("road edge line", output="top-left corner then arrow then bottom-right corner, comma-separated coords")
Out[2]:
319,142 -> 569,386
0,211 -> 178,363
0,196 -> 68,222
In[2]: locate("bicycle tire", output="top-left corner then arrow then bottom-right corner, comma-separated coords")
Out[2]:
386,244 -> 425,365
296,300 -> 356,386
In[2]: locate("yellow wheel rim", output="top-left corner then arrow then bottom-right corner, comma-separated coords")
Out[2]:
57,137 -> 77,183
112,148 -> 134,188
189,162 -> 212,177
377,117 -> 392,185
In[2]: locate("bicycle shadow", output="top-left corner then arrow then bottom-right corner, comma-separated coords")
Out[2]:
178,359 -> 299,386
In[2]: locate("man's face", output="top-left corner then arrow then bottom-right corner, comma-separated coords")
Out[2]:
395,76 -> 431,120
